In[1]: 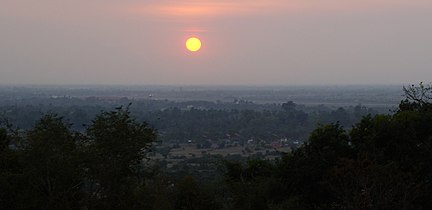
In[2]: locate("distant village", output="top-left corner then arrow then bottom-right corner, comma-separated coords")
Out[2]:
150,137 -> 299,174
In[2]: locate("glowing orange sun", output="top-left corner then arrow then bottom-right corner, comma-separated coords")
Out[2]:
185,37 -> 202,52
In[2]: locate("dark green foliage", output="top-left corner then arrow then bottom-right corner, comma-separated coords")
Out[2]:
219,84 -> 432,209
0,127 -> 21,209
172,176 -> 220,210
270,124 -> 351,209
23,114 -> 83,209
83,106 -> 157,209
0,107 -> 158,209
0,114 -> 83,209
223,159 -> 277,210
0,128 -> 7,150
326,158 -> 422,209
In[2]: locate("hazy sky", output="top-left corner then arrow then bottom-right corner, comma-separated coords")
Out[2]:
1,0 -> 432,85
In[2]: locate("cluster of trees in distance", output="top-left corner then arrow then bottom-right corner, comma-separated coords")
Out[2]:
0,98 -> 380,145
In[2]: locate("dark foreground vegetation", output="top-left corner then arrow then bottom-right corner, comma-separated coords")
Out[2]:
1,84 -> 432,209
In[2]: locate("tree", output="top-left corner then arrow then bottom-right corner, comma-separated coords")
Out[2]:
400,82 -> 432,111
0,128 -> 7,151
1,107 -> 160,209
281,101 -> 297,112
402,82 -> 432,104
327,157 -> 421,210
172,176 -> 219,210
84,106 -> 157,209
20,114 -> 83,209
0,126 -> 23,209
223,160 -> 277,210
345,86 -> 432,209
278,124 -> 352,208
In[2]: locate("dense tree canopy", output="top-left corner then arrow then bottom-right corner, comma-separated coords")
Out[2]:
221,84 -> 432,209
0,107 -> 157,209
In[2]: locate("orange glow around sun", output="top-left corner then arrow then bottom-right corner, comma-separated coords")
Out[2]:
186,37 -> 202,52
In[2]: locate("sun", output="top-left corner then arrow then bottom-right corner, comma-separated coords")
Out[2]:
185,37 -> 202,52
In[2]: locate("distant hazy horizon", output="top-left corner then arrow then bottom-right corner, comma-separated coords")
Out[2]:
0,83 -> 407,89
0,81 -> 418,87
1,0 -> 431,85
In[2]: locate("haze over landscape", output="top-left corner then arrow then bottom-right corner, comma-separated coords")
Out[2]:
3,1 -> 432,209
1,0 -> 432,85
